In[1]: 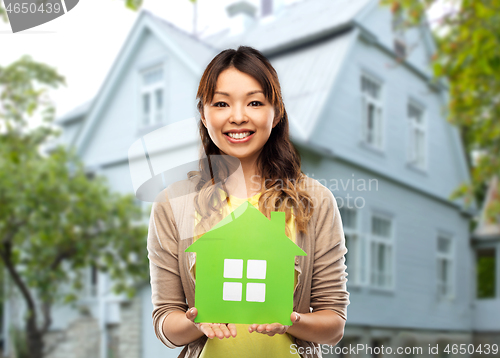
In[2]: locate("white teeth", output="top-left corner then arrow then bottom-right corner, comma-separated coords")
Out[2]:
227,131 -> 251,139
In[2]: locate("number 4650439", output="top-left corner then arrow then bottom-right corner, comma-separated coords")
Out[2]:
5,2 -> 62,14
444,344 -> 499,355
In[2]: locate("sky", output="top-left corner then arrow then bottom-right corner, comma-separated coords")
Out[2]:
0,0 -> 449,129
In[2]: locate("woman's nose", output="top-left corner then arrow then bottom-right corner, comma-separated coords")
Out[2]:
230,106 -> 248,124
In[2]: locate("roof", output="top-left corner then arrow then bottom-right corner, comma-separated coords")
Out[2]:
146,9 -> 219,67
70,9 -> 217,156
203,0 -> 371,53
185,201 -> 306,257
55,98 -> 93,125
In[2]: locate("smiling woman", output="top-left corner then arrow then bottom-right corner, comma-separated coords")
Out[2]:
201,67 -> 278,166
147,45 -> 350,358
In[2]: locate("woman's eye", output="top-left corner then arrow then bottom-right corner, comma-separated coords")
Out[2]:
213,101 -> 263,107
250,101 -> 263,106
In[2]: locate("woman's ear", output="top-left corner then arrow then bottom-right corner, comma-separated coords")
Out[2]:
199,105 -> 207,127
272,115 -> 281,128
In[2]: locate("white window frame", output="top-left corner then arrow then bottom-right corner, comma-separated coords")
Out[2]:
436,232 -> 455,301
368,212 -> 395,291
222,259 -> 268,302
139,63 -> 165,128
360,72 -> 384,151
339,204 -> 366,286
407,100 -> 427,171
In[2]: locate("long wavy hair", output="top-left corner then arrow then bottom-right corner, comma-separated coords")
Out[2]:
188,45 -> 314,239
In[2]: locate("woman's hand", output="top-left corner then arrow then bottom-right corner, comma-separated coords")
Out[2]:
248,312 -> 301,337
186,307 -> 238,340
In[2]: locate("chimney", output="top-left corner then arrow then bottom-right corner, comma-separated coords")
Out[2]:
226,1 -> 257,36
260,0 -> 286,18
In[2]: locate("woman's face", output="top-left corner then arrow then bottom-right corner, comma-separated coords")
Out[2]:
201,67 -> 279,164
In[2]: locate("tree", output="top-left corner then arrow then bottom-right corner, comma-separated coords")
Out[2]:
379,0 -> 500,224
0,55 -> 149,358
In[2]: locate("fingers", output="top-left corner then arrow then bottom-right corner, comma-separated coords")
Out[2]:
186,307 -> 197,322
227,323 -> 238,338
198,322 -> 237,340
249,323 -> 286,336
199,323 -> 216,339
249,312 -> 301,335
186,308 -> 238,340
289,311 -> 299,323
218,323 -> 233,339
210,323 -> 226,340
292,312 -> 301,323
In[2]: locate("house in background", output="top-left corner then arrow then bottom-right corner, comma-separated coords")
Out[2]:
4,0 -> 487,357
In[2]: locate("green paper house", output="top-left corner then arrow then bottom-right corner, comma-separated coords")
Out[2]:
185,200 -> 307,325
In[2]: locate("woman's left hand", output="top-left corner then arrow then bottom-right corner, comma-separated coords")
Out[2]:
248,312 -> 301,337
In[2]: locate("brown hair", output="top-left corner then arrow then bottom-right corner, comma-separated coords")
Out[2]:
188,45 -> 314,238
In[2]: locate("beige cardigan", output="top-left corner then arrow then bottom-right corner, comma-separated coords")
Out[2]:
147,174 -> 350,358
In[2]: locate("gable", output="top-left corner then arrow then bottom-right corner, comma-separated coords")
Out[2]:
305,28 -> 474,211
72,10 -> 216,165
355,0 -> 435,78
76,32 -> 168,167
269,29 -> 357,141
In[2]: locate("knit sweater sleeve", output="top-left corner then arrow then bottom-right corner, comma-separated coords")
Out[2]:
310,185 -> 351,320
147,190 -> 189,349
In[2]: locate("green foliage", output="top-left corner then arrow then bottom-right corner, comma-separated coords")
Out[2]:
0,134 -> 149,305
0,1 -> 7,23
380,0 -> 500,220
476,252 -> 495,298
125,0 -> 143,11
0,55 -> 149,345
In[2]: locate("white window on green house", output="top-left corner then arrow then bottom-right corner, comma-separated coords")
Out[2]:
339,205 -> 365,286
361,74 -> 383,150
408,102 -> 426,170
140,65 -> 164,127
223,259 -> 267,302
370,214 -> 393,289
437,234 -> 454,299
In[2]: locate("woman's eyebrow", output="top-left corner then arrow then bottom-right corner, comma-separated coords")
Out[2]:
214,90 -> 263,97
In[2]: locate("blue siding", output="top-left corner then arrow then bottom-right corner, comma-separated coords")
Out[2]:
299,153 -> 472,330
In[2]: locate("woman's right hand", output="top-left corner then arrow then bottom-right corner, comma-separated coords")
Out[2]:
186,307 -> 238,340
